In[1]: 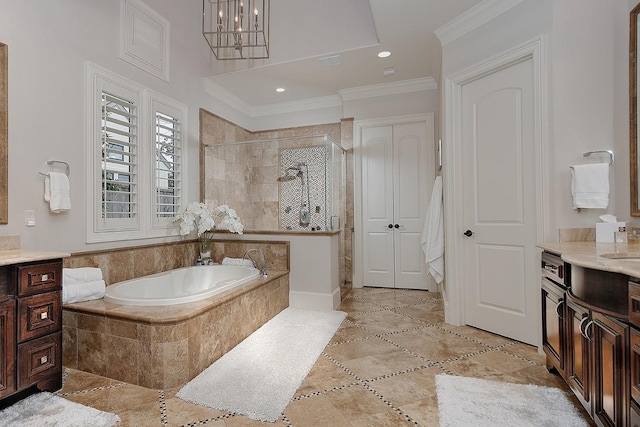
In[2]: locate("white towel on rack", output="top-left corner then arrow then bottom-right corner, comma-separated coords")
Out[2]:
421,176 -> 444,284
570,163 -> 609,209
44,172 -> 71,213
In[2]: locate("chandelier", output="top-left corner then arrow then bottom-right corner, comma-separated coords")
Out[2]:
202,0 -> 270,60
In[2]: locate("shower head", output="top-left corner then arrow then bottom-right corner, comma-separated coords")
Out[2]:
277,164 -> 304,182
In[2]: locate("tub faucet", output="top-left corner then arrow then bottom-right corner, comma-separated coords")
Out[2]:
243,248 -> 268,278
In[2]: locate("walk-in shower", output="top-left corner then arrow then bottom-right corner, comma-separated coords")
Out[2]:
277,162 -> 311,227
203,134 -> 346,232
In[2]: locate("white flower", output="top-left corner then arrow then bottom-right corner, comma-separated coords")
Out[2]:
212,204 -> 244,234
174,202 -> 244,236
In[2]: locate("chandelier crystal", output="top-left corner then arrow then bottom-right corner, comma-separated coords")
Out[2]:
202,0 -> 270,60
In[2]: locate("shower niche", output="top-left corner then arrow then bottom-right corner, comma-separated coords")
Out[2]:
204,134 -> 346,232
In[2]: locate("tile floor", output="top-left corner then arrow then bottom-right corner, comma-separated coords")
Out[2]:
56,287 -> 594,426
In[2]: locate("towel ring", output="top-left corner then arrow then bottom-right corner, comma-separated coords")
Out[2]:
583,150 -> 614,166
38,160 -> 70,177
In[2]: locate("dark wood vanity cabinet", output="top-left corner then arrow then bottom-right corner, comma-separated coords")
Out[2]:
0,298 -> 15,398
541,252 -> 566,375
542,252 -> 634,427
0,259 -> 63,402
541,274 -> 566,375
566,295 -> 591,412
591,311 -> 629,427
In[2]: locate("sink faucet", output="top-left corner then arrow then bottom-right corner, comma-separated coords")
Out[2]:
243,248 -> 268,278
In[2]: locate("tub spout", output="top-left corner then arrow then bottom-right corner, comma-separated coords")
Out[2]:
243,248 -> 267,278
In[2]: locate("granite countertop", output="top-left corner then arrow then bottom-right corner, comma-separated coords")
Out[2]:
537,241 -> 640,278
0,249 -> 70,266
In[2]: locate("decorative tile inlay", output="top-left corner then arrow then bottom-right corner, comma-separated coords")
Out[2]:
279,146 -> 329,231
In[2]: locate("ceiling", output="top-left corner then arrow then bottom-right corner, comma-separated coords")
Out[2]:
204,0 -> 484,109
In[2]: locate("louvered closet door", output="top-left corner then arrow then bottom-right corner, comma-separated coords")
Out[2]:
361,122 -> 431,290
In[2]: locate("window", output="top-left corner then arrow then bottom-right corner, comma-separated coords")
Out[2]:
149,94 -> 185,229
87,63 -> 186,242
102,92 -> 138,220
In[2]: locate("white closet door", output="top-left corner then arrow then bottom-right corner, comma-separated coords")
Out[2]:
362,126 -> 395,287
393,123 -> 430,289
360,121 -> 433,290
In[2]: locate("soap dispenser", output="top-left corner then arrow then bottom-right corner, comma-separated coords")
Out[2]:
615,226 -> 628,253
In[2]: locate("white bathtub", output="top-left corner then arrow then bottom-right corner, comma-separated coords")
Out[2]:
103,265 -> 260,306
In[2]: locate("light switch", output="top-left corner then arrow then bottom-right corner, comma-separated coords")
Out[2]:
25,210 -> 35,227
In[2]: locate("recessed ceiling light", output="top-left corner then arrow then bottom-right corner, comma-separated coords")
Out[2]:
276,87 -> 286,93
378,51 -> 391,58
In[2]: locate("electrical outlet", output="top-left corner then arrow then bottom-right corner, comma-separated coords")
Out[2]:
24,210 -> 35,227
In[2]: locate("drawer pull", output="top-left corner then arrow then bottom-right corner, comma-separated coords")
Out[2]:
41,274 -> 48,281
40,312 -> 48,320
39,355 -> 48,365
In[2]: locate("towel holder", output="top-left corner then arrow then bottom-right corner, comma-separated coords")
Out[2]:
583,150 -> 614,166
38,160 -> 70,177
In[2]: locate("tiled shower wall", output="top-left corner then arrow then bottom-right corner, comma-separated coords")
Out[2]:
279,146 -> 327,231
199,109 -> 353,287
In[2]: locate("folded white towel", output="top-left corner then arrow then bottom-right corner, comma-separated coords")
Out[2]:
62,279 -> 105,304
570,163 -> 609,209
421,176 -> 444,284
45,172 -> 71,213
221,257 -> 255,268
63,267 -> 103,284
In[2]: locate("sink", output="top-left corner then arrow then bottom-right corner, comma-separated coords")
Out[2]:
600,252 -> 640,259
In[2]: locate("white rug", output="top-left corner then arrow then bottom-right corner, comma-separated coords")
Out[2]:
177,307 -> 347,422
436,374 -> 588,427
0,391 -> 120,427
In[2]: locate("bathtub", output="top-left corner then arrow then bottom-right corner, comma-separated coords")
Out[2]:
103,265 -> 260,306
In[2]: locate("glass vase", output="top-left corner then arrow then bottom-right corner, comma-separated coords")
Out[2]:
199,231 -> 215,263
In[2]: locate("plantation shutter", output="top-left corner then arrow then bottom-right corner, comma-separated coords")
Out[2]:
100,91 -> 138,222
154,109 -> 182,223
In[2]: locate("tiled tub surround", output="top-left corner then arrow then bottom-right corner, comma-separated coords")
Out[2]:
61,238 -> 290,388
63,239 -> 290,286
63,271 -> 289,389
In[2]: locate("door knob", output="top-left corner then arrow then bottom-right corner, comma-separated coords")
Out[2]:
388,224 -> 393,229
463,229 -> 474,237
394,224 -> 399,229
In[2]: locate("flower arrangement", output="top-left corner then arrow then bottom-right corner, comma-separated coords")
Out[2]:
174,202 -> 244,236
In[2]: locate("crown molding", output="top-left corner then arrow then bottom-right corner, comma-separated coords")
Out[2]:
338,77 -> 437,102
203,76 -> 437,117
202,78 -> 252,116
434,0 -> 524,46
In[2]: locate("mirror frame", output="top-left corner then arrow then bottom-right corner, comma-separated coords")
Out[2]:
0,43 -> 6,224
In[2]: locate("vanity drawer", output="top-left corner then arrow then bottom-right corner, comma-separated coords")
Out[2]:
17,262 -> 61,296
16,332 -> 61,390
17,291 -> 61,342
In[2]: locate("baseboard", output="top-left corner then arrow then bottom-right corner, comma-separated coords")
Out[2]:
289,288 -> 341,311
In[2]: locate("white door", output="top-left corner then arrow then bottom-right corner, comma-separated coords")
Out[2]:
361,121 -> 434,290
461,57 -> 538,345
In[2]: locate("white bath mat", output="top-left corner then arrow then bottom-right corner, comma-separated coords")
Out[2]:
176,307 -> 347,422
436,374 -> 588,427
0,391 -> 120,427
